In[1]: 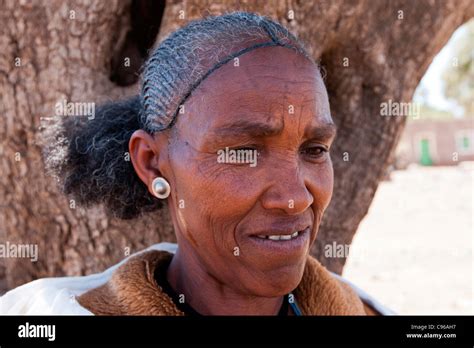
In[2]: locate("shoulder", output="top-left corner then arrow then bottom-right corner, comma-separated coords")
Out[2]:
330,271 -> 395,315
77,247 -> 179,315
294,255 -> 394,315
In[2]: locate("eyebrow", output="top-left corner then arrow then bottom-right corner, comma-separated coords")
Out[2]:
211,119 -> 284,138
305,123 -> 337,141
211,119 -> 337,141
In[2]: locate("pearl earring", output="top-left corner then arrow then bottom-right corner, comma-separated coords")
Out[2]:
151,177 -> 171,199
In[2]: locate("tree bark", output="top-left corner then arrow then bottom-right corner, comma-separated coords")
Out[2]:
1,0 -> 472,290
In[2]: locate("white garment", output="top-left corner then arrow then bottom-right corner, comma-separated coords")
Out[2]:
0,242 -> 178,315
0,242 -> 394,315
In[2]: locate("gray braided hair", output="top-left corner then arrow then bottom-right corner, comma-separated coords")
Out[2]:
140,11 -> 312,132
51,11 -> 316,219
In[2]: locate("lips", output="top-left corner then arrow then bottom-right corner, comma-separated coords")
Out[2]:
245,226 -> 311,256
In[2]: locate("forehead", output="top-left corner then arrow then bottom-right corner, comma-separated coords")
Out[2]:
177,46 -> 331,132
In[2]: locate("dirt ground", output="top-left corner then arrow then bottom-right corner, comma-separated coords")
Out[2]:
343,163 -> 473,315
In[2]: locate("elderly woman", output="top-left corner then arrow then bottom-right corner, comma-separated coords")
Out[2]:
0,12 -> 390,316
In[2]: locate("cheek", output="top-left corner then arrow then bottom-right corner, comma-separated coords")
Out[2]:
307,160 -> 334,212
169,145 -> 260,251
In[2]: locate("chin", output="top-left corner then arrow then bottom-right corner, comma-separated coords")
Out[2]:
245,259 -> 307,297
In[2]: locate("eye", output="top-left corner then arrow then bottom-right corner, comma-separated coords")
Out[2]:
300,144 -> 329,159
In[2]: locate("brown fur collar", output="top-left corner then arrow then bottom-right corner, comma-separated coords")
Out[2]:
77,250 -> 367,315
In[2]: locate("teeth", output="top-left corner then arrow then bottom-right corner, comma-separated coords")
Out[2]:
256,231 -> 301,241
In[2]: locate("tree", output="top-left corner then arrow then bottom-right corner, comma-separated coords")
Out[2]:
1,0 -> 473,290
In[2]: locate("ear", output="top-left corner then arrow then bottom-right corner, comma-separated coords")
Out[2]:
129,129 -> 170,197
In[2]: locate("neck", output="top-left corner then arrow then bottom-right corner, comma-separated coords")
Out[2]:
166,244 -> 285,315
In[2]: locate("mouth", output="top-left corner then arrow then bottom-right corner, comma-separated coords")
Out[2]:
246,226 -> 311,256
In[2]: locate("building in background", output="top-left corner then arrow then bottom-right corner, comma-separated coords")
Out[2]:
396,118 -> 474,167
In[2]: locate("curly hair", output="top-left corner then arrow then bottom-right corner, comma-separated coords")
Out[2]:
46,11 -> 314,219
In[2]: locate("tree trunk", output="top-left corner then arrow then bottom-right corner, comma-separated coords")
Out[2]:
1,0 -> 472,290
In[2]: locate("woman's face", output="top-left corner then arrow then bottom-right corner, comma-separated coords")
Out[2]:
163,46 -> 335,297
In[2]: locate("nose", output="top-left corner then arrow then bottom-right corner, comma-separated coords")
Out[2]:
260,164 -> 313,215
